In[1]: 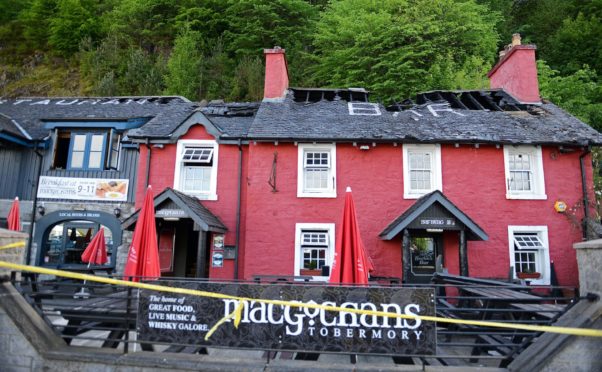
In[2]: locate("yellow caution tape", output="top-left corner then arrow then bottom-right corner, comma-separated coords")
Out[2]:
0,241 -> 26,250
0,260 -> 601,338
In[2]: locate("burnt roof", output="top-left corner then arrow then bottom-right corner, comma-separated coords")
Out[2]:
248,89 -> 602,146
0,96 -> 194,141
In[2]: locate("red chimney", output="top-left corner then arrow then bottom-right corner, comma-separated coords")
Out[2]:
263,47 -> 289,100
487,34 -> 541,104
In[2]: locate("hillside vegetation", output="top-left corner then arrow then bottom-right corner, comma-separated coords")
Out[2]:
0,0 -> 600,131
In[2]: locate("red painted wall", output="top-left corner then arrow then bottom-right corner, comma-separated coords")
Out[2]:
136,124 -> 247,280
488,46 -> 541,103
241,142 -> 591,286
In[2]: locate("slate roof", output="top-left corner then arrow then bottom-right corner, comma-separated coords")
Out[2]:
249,89 -> 602,146
126,101 -> 258,139
379,190 -> 488,241
122,187 -> 227,233
0,96 -> 194,141
0,113 -> 30,140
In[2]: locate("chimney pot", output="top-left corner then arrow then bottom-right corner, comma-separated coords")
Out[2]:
511,33 -> 522,46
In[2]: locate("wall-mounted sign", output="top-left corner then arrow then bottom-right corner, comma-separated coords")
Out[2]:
138,283 -> 435,355
213,234 -> 224,250
212,252 -> 223,267
156,209 -> 187,218
416,218 -> 456,229
37,176 -> 128,201
554,200 -> 567,213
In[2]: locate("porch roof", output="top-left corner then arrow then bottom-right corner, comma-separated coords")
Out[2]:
122,188 -> 227,233
379,190 -> 488,241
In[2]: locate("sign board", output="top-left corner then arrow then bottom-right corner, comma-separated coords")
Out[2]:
37,176 -> 128,201
156,209 -> 187,218
138,283 -> 436,355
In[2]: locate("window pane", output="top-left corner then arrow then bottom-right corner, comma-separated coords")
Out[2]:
88,151 -> 102,169
72,135 -> 86,151
70,152 -> 84,168
305,151 -> 329,167
90,135 -> 104,151
182,147 -> 213,163
304,168 -> 329,190
183,166 -> 211,192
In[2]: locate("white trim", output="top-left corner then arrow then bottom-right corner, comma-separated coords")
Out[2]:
294,223 -> 335,281
403,144 -> 442,199
173,139 -> 218,200
507,225 -> 551,285
297,143 -> 337,198
503,145 -> 547,200
348,102 -> 381,116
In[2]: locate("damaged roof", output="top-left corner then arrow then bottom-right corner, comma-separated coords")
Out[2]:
126,101 -> 259,140
0,96 -> 195,141
248,89 -> 602,146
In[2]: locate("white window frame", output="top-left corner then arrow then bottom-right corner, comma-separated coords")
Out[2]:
508,226 -> 551,285
297,143 -> 337,198
503,145 -> 546,200
173,139 -> 218,200
294,223 -> 335,281
403,144 -> 442,199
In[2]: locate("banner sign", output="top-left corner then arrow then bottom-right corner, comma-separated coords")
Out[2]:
37,176 -> 128,201
137,283 -> 436,355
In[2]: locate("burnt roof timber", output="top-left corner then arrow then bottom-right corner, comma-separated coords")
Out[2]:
445,93 -> 469,110
463,93 -> 486,110
478,92 -> 503,111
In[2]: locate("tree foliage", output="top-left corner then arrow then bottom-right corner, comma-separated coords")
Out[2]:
0,0 -> 599,132
311,0 -> 499,101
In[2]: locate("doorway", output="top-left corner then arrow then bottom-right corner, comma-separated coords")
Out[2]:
408,234 -> 442,284
157,219 -> 209,278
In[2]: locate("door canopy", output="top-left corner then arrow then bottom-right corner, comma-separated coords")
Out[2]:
379,190 -> 488,241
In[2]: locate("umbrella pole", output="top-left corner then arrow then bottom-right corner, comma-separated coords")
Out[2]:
74,262 -> 92,299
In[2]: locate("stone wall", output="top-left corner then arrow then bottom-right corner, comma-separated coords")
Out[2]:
0,305 -> 44,371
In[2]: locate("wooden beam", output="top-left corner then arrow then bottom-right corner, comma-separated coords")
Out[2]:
402,229 -> 411,283
459,230 -> 468,277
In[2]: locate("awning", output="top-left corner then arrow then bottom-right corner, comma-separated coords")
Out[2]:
379,190 -> 487,241
122,187 -> 227,233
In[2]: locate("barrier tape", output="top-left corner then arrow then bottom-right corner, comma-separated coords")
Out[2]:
0,241 -> 26,250
0,259 -> 601,338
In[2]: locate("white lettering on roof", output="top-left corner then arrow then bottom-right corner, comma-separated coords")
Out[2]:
427,104 -> 466,117
31,99 -> 50,105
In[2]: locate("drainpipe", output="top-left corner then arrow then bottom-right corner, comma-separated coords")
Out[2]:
234,139 -> 242,280
26,141 -> 43,265
579,147 -> 591,240
145,139 -> 151,188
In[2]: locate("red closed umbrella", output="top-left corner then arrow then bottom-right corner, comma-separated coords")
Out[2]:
81,228 -> 108,265
7,197 -> 20,231
123,185 -> 160,282
330,187 -> 374,285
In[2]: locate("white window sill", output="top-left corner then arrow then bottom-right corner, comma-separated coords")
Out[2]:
515,277 -> 550,285
506,193 -> 547,200
297,191 -> 337,198
296,275 -> 329,282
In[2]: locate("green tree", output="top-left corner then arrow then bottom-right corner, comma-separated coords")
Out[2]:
48,0 -> 101,56
164,29 -> 204,100
19,0 -> 58,51
311,0 -> 500,102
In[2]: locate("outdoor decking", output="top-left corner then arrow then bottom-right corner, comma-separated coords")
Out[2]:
10,272 -> 578,368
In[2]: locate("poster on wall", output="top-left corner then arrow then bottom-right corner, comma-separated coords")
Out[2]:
138,283 -> 435,355
37,176 -> 129,201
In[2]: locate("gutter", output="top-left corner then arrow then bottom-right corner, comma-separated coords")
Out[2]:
26,141 -> 44,265
579,147 -> 592,240
234,139 -> 242,279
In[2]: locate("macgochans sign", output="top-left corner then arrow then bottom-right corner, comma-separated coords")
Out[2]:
137,283 -> 436,355
37,176 -> 128,201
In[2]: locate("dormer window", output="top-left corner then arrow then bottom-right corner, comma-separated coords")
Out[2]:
52,129 -> 121,170
348,102 -> 381,116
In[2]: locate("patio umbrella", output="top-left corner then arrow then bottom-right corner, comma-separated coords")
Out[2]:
7,197 -> 20,231
81,228 -> 108,266
330,187 -> 374,285
123,185 -> 160,282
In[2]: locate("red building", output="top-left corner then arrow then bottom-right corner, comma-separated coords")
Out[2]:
124,39 -> 602,287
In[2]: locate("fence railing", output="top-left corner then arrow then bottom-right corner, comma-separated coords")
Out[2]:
9,272 -> 579,368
